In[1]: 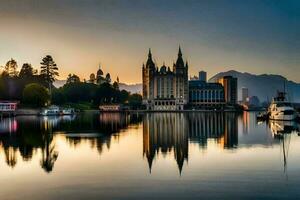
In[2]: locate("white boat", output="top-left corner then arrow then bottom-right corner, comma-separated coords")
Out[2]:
40,105 -> 60,116
61,108 -> 75,115
269,91 -> 296,121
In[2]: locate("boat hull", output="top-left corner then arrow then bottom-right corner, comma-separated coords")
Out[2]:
269,114 -> 296,121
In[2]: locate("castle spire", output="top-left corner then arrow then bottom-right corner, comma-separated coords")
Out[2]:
178,46 -> 182,57
175,46 -> 184,68
146,48 -> 155,69
148,48 -> 152,59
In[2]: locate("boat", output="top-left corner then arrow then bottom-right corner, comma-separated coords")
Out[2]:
40,105 -> 60,116
268,91 -> 296,121
61,108 -> 75,115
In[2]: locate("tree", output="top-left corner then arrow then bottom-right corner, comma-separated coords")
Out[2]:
105,73 -> 111,83
40,55 -> 59,95
51,88 -> 66,105
23,83 -> 50,107
119,89 -> 129,103
40,134 -> 58,173
128,93 -> 142,109
5,58 -> 18,77
66,74 -> 80,84
19,63 -> 36,78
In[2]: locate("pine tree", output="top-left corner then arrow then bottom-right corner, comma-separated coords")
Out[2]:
40,55 -> 59,96
5,58 -> 18,77
19,63 -> 36,78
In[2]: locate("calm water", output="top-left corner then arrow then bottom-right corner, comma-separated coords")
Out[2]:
0,112 -> 300,200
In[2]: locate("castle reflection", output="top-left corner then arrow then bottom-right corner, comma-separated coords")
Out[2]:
143,113 -> 189,173
0,113 -> 142,173
143,112 -> 238,173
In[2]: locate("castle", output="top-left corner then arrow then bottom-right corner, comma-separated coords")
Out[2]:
142,47 -> 189,110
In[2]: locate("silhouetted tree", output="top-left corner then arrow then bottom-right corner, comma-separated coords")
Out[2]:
5,58 -> 18,77
40,55 -> 59,95
128,93 -> 142,109
23,83 -> 50,107
66,74 -> 80,84
119,90 -> 129,103
19,63 -> 36,78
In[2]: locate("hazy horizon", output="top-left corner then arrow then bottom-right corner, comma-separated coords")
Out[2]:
0,0 -> 299,84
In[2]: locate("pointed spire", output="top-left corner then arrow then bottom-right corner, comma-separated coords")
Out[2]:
185,60 -> 189,68
148,48 -> 152,58
178,45 -> 182,57
146,48 -> 155,69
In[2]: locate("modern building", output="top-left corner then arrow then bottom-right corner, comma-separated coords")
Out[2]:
198,71 -> 207,82
142,47 -> 188,110
189,77 -> 225,109
218,76 -> 238,105
241,87 -> 249,103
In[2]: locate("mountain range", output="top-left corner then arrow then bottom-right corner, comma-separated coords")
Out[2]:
209,70 -> 300,102
54,70 -> 300,102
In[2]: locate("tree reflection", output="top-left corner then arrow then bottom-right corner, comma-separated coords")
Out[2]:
0,113 -> 143,172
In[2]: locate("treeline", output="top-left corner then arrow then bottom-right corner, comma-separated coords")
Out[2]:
0,56 -> 57,104
0,56 -> 143,109
52,80 -> 142,110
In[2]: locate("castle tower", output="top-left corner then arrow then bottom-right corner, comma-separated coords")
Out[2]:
142,49 -> 156,109
173,46 -> 189,110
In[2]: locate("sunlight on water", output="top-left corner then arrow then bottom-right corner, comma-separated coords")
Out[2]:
0,112 -> 299,199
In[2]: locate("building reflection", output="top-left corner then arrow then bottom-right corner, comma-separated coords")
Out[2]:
143,112 -> 238,173
0,113 -> 142,173
143,113 -> 188,174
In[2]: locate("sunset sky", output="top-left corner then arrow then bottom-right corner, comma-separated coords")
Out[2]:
0,0 -> 299,84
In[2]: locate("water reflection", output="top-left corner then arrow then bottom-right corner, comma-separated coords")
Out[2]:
0,112 -> 143,173
0,112 -> 299,175
143,112 -> 238,173
268,120 -> 300,174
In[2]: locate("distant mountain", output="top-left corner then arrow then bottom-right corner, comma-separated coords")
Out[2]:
119,83 -> 142,94
54,80 -> 66,88
209,70 -> 300,102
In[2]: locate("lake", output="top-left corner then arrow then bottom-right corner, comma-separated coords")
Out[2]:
0,112 -> 300,200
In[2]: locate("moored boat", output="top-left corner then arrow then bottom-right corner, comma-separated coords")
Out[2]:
40,106 -> 76,116
61,108 -> 75,115
40,105 -> 60,116
269,91 -> 296,121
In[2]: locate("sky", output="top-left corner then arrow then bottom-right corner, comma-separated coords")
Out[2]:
0,0 -> 299,84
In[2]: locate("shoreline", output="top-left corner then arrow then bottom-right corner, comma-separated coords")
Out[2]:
11,108 -> 245,116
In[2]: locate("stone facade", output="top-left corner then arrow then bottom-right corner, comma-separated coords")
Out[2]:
142,47 -> 188,110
